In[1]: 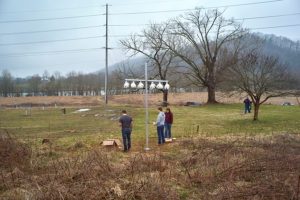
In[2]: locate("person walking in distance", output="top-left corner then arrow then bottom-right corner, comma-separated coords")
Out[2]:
244,97 -> 251,114
164,108 -> 173,139
153,107 -> 165,144
118,110 -> 133,152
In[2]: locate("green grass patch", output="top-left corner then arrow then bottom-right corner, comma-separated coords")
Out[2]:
0,104 -> 299,154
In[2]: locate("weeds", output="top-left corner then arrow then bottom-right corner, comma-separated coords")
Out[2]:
0,132 -> 299,199
177,134 -> 300,199
0,132 -> 31,170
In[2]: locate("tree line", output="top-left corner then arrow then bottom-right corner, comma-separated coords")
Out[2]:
0,69 -> 196,98
0,71 -> 103,97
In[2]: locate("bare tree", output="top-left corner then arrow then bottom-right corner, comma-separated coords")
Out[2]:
226,52 -> 296,120
0,70 -> 14,97
163,9 -> 246,103
28,74 -> 41,96
116,61 -> 144,80
111,61 -> 145,94
120,23 -> 177,106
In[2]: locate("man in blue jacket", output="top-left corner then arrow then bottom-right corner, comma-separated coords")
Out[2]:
153,107 -> 165,144
244,97 -> 251,114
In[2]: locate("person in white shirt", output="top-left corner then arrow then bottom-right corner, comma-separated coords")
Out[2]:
153,107 -> 165,144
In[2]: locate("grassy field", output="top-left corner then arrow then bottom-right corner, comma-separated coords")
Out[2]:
0,103 -> 300,199
1,104 -> 300,151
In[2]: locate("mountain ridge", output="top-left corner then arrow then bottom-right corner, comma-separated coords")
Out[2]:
102,32 -> 300,74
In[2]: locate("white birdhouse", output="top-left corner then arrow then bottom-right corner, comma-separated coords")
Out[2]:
131,81 -> 136,88
164,83 -> 170,90
124,81 -> 129,88
156,82 -> 163,89
150,82 -> 156,90
137,81 -> 144,89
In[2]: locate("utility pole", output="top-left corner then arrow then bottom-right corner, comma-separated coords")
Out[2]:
105,3 -> 109,104
145,63 -> 150,150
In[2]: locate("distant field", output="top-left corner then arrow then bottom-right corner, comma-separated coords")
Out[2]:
0,92 -> 299,107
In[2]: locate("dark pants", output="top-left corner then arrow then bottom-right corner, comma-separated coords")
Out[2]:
122,128 -> 131,151
157,125 -> 165,144
245,104 -> 251,114
164,122 -> 172,138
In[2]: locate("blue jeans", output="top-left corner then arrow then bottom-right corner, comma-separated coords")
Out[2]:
164,122 -> 172,138
245,105 -> 251,113
157,125 -> 165,144
122,128 -> 131,151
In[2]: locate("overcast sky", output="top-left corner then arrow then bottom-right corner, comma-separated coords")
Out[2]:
0,0 -> 299,77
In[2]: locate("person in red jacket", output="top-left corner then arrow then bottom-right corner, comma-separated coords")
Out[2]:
164,108 -> 173,139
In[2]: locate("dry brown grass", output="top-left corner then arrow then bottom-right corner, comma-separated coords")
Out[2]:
1,132 -> 299,200
0,96 -> 106,108
0,133 -> 31,171
1,92 -> 298,107
176,134 -> 300,199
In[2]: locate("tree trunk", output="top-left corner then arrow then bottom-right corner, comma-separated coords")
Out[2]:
296,97 -> 300,107
162,90 -> 168,107
207,85 -> 217,104
253,103 -> 260,121
207,63 -> 218,104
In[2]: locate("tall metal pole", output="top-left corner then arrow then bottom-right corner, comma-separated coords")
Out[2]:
145,62 -> 150,151
104,3 -> 108,104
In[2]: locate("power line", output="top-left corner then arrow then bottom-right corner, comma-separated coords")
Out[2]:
110,0 -> 197,7
107,23 -> 300,38
0,0 -> 283,23
2,0 -> 254,14
1,10 -> 292,37
0,0 -> 188,14
1,22 -> 298,47
0,48 -> 103,57
0,0 -> 279,14
0,14 -> 104,24
0,35 -> 104,46
0,23 -> 298,57
200,0 -> 284,9
109,8 -> 194,15
0,10 -> 293,49
1,5 -> 102,15
235,12 -> 300,21
0,25 -> 103,36
108,12 -> 300,27
0,0 -> 186,14
251,24 -> 300,30
0,23 -> 298,46
109,0 -> 284,15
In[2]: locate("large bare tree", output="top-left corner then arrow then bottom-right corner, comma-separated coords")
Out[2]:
163,9 -> 246,103
226,51 -> 296,120
120,23 -> 177,106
